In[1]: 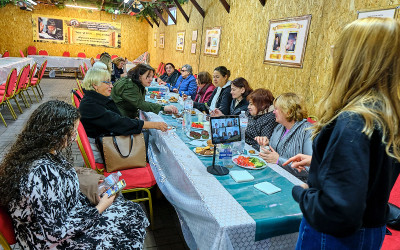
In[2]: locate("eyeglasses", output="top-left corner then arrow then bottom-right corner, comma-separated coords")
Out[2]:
102,81 -> 112,85
181,69 -> 187,72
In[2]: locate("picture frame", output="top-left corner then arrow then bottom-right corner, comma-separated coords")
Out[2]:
159,33 -> 165,49
204,26 -> 222,56
191,43 -> 196,54
192,30 -> 198,41
176,31 -> 185,52
263,15 -> 312,68
357,6 -> 399,19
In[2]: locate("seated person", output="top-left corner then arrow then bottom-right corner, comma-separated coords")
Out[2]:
194,66 -> 232,115
194,71 -> 215,103
111,57 -> 126,83
246,88 -> 278,151
111,64 -> 178,119
222,132 -> 228,140
256,93 -> 312,181
93,52 -> 112,73
79,68 -> 168,163
211,77 -> 253,116
0,100 -> 148,249
170,64 -> 197,100
157,63 -> 181,87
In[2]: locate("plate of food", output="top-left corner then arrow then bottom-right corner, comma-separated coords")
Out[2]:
193,146 -> 214,157
172,113 -> 183,119
169,96 -> 178,103
157,99 -> 170,105
191,122 -> 204,130
186,130 -> 210,140
232,155 -> 267,170
161,110 -> 173,115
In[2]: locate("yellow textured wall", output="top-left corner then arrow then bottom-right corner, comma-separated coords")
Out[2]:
147,0 -> 400,115
0,4 -> 148,60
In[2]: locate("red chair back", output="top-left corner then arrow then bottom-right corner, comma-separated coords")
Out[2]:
77,52 -> 86,58
156,62 -> 163,75
76,122 -> 97,170
4,69 -> 18,98
71,88 -> 83,108
80,65 -> 85,78
38,60 -> 47,81
0,207 -> 16,246
111,55 -> 118,59
19,50 -> 25,58
96,54 -> 101,59
27,46 -> 37,55
16,65 -> 30,93
62,51 -> 70,57
2,51 -> 9,58
38,50 -> 48,56
27,63 -> 37,86
84,63 -> 88,72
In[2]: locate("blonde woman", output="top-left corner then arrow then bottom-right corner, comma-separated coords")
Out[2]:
256,92 -> 312,181
289,18 -> 400,249
79,68 -> 167,163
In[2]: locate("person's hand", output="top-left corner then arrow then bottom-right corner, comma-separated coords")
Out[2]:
255,136 -> 269,146
259,146 -> 279,163
159,81 -> 167,86
300,183 -> 309,189
96,193 -> 116,214
173,88 -> 179,93
283,154 -> 312,172
155,122 -> 168,132
210,108 -> 223,117
164,105 -> 178,114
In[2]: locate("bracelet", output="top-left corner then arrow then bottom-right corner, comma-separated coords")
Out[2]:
276,158 -> 279,165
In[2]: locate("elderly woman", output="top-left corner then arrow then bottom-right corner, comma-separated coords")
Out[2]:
194,71 -> 215,103
211,77 -> 253,116
194,66 -> 233,115
79,67 -> 168,163
111,64 -> 178,119
170,64 -> 197,99
111,57 -> 126,83
157,62 -> 181,87
0,100 -> 148,249
256,92 -> 312,181
92,52 -> 112,73
245,88 -> 278,151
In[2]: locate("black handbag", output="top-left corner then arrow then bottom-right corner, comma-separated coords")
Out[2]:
387,203 -> 400,230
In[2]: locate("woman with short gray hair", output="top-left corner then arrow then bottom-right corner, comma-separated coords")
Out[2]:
170,64 -> 197,99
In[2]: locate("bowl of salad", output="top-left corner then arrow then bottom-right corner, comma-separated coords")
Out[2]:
232,155 -> 267,170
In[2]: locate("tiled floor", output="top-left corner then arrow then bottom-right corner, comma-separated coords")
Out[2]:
0,77 -> 189,250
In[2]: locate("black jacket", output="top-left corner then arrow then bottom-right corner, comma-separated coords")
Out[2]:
111,63 -> 124,83
245,111 -> 278,151
292,112 -> 400,237
230,98 -> 249,116
79,90 -> 144,138
194,85 -> 232,115
159,70 -> 180,87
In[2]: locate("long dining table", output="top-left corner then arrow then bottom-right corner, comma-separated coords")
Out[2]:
0,57 -> 34,84
142,95 -> 304,250
27,55 -> 91,69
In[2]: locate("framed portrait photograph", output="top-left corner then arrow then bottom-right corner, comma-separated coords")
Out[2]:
204,27 -> 221,56
159,33 -> 165,48
176,31 -> 185,52
357,7 -> 398,19
264,15 -> 312,68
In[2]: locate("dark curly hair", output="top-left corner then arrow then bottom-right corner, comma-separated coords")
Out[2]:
0,100 -> 80,207
127,63 -> 155,86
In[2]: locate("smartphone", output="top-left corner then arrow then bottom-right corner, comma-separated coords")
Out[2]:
102,179 -> 126,197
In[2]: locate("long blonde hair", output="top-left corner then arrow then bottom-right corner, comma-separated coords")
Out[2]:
314,17 -> 400,161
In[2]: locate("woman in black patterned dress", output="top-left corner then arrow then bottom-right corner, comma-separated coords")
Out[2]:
0,100 -> 148,249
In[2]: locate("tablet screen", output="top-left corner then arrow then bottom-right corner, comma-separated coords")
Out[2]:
210,116 -> 241,144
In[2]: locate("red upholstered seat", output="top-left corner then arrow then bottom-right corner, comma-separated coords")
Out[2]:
2,51 -> 9,58
38,50 -> 48,56
111,55 -> 118,59
77,52 -> 86,58
96,54 -> 101,59
27,46 -> 37,55
103,164 -> 156,189
63,51 -> 70,57
0,207 -> 16,246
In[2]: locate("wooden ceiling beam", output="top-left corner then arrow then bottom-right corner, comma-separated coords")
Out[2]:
172,0 -> 189,23
219,0 -> 230,13
150,15 -> 159,27
154,7 -> 167,25
259,0 -> 266,6
143,16 -> 153,28
190,0 -> 205,18
160,2 -> 176,24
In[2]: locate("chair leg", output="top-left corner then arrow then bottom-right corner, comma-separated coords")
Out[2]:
143,189 -> 154,230
0,112 -> 7,127
19,92 -> 30,108
35,85 -> 43,99
25,90 -> 33,104
13,97 -> 23,114
30,86 -> 40,102
38,83 -> 44,96
5,100 -> 17,120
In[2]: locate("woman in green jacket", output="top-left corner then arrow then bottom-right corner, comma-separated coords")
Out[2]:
111,64 -> 178,118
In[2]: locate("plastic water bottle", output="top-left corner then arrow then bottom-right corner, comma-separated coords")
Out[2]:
98,171 -> 122,196
184,96 -> 193,111
182,110 -> 192,133
239,111 -> 248,153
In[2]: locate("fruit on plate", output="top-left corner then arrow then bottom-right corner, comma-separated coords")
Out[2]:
248,150 -> 256,154
190,131 -> 202,139
201,130 -> 209,139
191,122 -> 204,129
169,96 -> 178,102
195,146 -> 214,155
191,110 -> 196,115
234,156 -> 266,168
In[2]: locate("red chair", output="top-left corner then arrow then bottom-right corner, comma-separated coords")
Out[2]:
29,60 -> 47,99
77,52 -> 86,58
19,50 -> 25,58
111,55 -> 118,59
0,69 -> 18,120
71,88 -> 83,108
84,62 -> 88,72
90,57 -> 95,66
75,78 -> 84,94
2,51 -> 9,58
307,116 -> 317,124
25,63 -> 39,103
79,65 -> 86,79
0,207 -> 16,250
27,46 -> 37,55
62,51 -> 70,57
74,122 -> 156,228
13,64 -> 31,109
38,50 -> 48,56
96,54 -> 101,59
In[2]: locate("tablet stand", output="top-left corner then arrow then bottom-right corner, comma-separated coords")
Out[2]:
207,145 -> 229,176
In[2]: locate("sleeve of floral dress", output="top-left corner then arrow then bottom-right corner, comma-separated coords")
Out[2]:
26,165 -> 101,243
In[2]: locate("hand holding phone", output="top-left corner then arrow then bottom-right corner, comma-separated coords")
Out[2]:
101,179 -> 126,198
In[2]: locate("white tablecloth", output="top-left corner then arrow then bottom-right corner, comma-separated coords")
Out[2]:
27,55 -> 91,69
143,111 -> 303,250
0,57 -> 34,84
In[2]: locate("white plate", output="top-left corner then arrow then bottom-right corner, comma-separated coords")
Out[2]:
161,111 -> 173,116
188,140 -> 207,147
232,155 -> 268,170
192,148 -> 214,157
186,131 -> 208,141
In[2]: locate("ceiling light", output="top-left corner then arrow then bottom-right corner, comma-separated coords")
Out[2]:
65,4 -> 98,10
26,0 -> 37,5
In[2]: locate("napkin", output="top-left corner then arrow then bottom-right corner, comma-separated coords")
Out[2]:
230,170 -> 254,183
254,182 -> 281,195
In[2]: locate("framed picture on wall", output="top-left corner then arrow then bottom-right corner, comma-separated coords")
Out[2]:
357,7 -> 398,19
204,27 -> 221,56
191,43 -> 196,54
159,33 -> 165,48
264,15 -> 311,68
192,30 -> 198,41
176,31 -> 185,52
